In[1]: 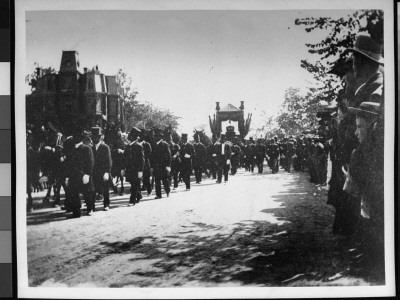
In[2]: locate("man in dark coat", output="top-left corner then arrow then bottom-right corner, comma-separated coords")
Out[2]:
193,134 -> 207,184
267,137 -> 280,174
179,133 -> 195,190
139,129 -> 153,196
206,135 -> 217,179
230,138 -> 241,175
169,139 -> 181,189
285,136 -> 296,173
151,130 -> 172,198
91,127 -> 112,211
64,126 -> 95,218
109,126 -> 126,195
279,137 -> 287,170
348,35 -> 384,109
255,139 -> 266,174
214,134 -> 232,183
248,138 -> 256,173
122,127 -> 144,206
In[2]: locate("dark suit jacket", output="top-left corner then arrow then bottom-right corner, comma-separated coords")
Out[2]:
152,140 -> 171,170
123,142 -> 145,182
170,142 -> 181,167
141,141 -> 152,170
231,144 -> 241,160
180,142 -> 195,170
255,144 -> 266,160
92,142 -> 112,187
214,142 -> 232,165
65,143 -> 94,191
194,142 -> 207,165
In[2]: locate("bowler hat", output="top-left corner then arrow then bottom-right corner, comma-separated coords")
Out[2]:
347,35 -> 383,65
91,126 -> 102,136
181,133 -> 188,139
348,102 -> 380,119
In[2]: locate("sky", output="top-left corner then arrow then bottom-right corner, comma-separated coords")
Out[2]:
26,9 -> 356,134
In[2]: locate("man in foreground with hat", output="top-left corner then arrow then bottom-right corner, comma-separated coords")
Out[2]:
179,133 -> 195,191
346,101 -> 384,281
122,127 -> 144,206
347,34 -> 383,108
64,125 -> 95,218
151,129 -> 172,198
91,127 -> 112,211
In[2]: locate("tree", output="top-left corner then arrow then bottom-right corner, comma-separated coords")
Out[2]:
116,69 -> 180,131
25,62 -> 56,93
264,87 -> 320,137
295,10 -> 383,103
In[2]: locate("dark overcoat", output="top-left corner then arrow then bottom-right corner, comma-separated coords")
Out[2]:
123,142 -> 145,183
92,142 -> 112,189
65,143 -> 95,192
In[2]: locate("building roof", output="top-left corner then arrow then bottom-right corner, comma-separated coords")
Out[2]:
220,104 -> 240,112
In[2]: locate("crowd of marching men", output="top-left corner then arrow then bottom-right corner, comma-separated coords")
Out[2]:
27,122 -> 330,219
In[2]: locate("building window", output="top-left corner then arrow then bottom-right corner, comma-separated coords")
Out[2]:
88,78 -> 94,90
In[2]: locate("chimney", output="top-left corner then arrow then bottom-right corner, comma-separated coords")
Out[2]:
216,102 -> 220,111
36,67 -> 41,78
240,101 -> 244,110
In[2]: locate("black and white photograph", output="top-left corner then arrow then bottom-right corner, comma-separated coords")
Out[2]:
15,0 -> 395,298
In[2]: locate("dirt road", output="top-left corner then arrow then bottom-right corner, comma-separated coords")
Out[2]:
27,166 -> 376,287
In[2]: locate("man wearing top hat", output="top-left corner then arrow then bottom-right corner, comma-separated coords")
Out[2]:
206,135 -> 218,180
214,134 -> 232,183
91,127 -> 112,211
267,137 -> 280,174
230,137 -> 241,175
193,134 -> 207,184
179,133 -> 195,190
122,127 -> 144,206
255,138 -> 266,174
347,35 -> 383,108
151,129 -> 171,198
169,136 -> 181,190
139,129 -> 153,196
64,125 -> 95,218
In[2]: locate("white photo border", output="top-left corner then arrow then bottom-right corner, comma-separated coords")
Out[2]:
15,0 -> 396,298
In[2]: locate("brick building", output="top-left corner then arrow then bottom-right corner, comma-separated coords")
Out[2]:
26,51 -> 125,133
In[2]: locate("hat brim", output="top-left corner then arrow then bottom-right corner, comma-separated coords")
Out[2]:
348,48 -> 384,65
348,106 -> 378,118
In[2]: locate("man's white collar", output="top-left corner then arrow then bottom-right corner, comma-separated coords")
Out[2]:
75,142 -> 83,148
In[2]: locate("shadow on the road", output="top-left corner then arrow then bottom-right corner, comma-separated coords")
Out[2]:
89,172 -> 378,287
